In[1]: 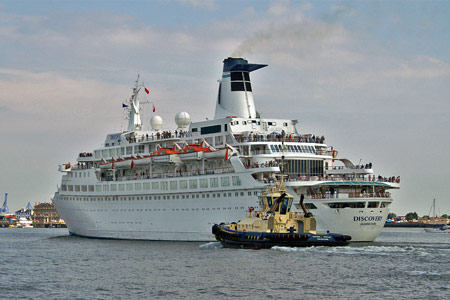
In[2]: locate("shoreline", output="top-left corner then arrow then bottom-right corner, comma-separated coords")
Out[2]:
384,222 -> 449,228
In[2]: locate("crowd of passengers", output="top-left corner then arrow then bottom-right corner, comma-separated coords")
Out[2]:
332,163 -> 373,170
378,175 -> 400,183
308,188 -> 391,200
75,162 -> 94,169
79,152 -> 93,157
243,160 -> 279,168
99,167 -> 234,181
235,131 -> 325,144
126,130 -> 190,143
290,174 -> 400,183
356,163 -> 372,169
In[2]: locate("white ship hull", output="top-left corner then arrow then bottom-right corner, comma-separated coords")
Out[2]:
53,58 -> 400,243
53,177 -> 263,241
52,176 -> 391,242
309,203 -> 390,241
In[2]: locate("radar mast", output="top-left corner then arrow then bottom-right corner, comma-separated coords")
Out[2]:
127,75 -> 144,132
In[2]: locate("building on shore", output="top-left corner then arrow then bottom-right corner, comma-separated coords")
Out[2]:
32,202 -> 66,228
15,202 -> 33,220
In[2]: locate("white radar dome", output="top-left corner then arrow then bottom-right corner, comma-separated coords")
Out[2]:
150,115 -> 163,130
175,112 -> 191,128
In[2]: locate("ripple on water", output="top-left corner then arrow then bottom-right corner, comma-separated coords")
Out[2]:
2,228 -> 450,299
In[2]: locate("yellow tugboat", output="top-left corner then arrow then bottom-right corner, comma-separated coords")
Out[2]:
212,146 -> 351,249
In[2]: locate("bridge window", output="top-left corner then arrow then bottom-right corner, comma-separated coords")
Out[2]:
201,125 -> 221,135
368,201 -> 379,208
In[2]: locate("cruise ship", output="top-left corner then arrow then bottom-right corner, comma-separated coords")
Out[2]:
52,57 -> 400,242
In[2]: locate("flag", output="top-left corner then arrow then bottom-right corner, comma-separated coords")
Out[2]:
153,104 -> 156,112
122,103 -> 129,108
145,87 -> 149,94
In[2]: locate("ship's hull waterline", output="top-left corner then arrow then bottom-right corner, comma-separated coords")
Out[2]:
53,188 -> 391,242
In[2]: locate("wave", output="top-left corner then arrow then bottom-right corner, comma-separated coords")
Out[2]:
199,241 -> 223,249
271,245 -> 431,256
406,270 -> 447,276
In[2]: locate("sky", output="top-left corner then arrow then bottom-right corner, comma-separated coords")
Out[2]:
1,0 -> 449,216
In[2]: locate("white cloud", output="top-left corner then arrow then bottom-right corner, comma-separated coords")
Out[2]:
0,69 -> 128,134
1,2 -> 449,215
268,0 -> 291,16
179,0 -> 216,9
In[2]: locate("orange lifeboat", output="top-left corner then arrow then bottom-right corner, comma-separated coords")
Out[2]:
151,146 -> 180,163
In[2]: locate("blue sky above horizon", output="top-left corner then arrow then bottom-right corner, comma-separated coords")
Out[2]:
1,0 -> 449,216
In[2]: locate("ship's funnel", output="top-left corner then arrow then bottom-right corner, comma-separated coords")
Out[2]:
214,57 -> 267,119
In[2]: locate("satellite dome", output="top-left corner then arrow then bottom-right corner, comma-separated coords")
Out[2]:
150,115 -> 163,130
175,112 -> 191,128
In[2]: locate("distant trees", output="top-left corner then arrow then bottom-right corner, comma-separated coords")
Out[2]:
405,212 -> 419,221
386,212 -> 447,221
387,213 -> 397,219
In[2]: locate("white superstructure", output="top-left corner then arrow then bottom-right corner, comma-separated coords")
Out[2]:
52,57 -> 400,242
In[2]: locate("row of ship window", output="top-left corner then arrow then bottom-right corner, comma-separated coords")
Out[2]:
72,206 -> 247,213
270,144 -> 316,154
62,176 -> 242,192
327,201 -> 391,209
60,191 -> 259,202
71,172 -> 90,178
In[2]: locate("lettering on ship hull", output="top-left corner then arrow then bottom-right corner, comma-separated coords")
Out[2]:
353,216 -> 383,224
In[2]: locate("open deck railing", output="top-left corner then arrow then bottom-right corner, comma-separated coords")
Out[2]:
234,134 -> 325,144
285,174 -> 400,184
244,160 -> 279,169
326,164 -> 373,170
305,192 -> 391,200
100,167 -> 235,182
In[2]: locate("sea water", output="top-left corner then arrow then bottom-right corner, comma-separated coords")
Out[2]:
0,228 -> 448,299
